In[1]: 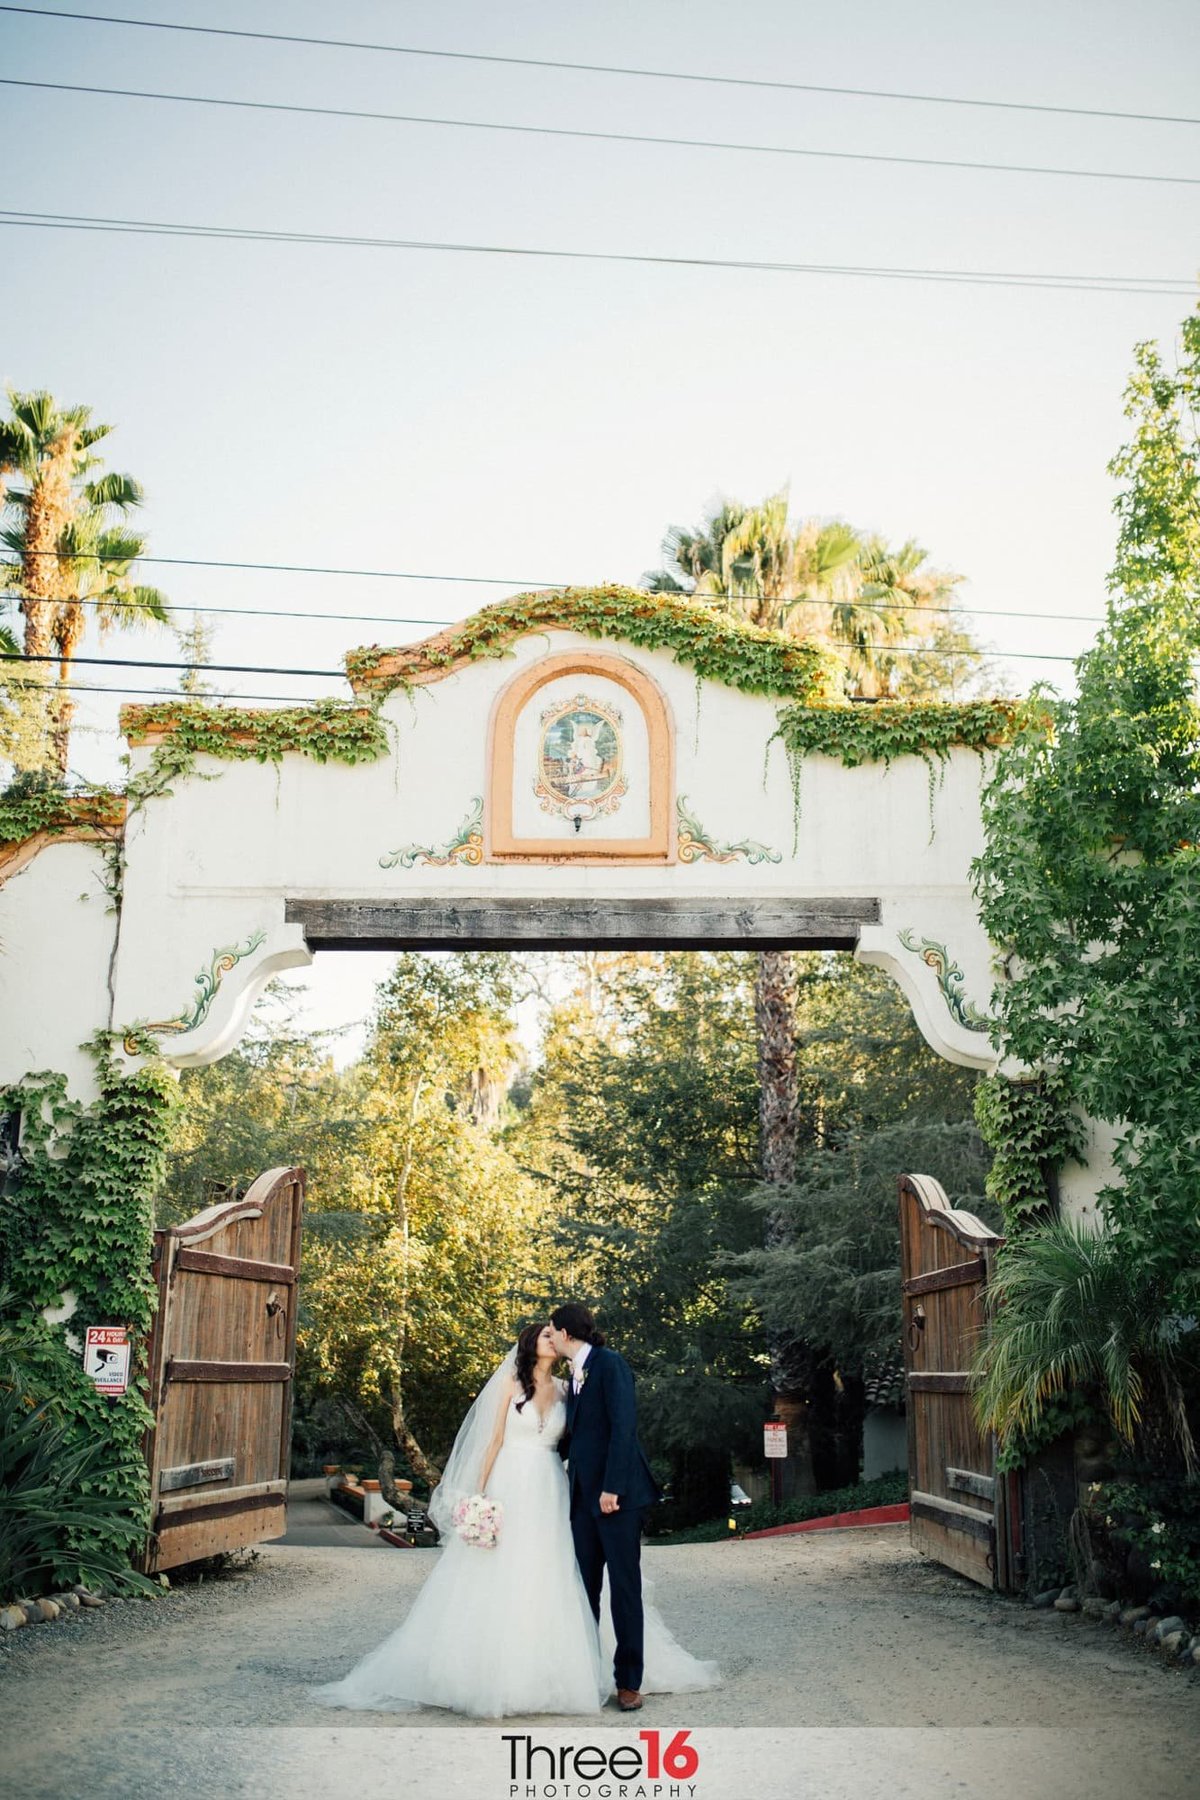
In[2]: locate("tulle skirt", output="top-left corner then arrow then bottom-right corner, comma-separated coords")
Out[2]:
311,1443 -> 719,1719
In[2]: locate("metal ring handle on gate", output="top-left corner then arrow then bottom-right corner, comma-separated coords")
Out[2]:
907,1304 -> 927,1352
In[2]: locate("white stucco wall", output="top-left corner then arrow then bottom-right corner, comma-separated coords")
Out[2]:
100,630 -> 998,1079
0,625 -> 1130,1222
0,840 -> 118,1098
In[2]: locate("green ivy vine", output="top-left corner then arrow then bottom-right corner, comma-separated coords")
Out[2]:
2,702 -> 390,860
770,697 -> 1034,851
973,1070 -> 1086,1235
344,585 -> 845,702
0,1039 -> 178,1589
0,772 -> 125,853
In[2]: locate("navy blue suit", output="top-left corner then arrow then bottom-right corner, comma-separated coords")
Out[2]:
560,1344 -> 662,1693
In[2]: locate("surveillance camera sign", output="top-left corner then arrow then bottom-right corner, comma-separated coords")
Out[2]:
84,1327 -> 130,1396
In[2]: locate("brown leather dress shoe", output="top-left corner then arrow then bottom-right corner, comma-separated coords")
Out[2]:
616,1688 -> 643,1711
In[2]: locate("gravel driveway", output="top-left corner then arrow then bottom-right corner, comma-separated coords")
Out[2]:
1,1512 -> 1196,1800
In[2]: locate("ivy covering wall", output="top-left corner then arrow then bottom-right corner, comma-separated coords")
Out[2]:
0,1041 -> 177,1588
344,584 -> 846,701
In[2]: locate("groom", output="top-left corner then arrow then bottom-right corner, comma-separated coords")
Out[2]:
549,1303 -> 662,1712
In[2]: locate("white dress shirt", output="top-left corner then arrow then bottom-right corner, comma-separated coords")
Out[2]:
570,1341 -> 593,1394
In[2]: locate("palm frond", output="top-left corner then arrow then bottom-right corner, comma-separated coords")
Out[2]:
971,1218 -> 1192,1462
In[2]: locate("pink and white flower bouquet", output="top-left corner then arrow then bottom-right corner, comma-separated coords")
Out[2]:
450,1493 -> 503,1548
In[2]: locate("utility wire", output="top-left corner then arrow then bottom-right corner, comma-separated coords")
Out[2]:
0,580 -> 1107,630
3,7 -> 1197,129
6,547 -> 557,585
42,679 -> 342,703
1,211 -> 1191,295
4,650 -> 346,677
4,77 -> 1197,188
1,639 -> 1082,674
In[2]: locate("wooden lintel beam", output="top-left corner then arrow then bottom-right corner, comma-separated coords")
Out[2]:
285,895 -> 881,951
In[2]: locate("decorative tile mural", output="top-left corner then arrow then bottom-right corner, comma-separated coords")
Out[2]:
534,694 -> 628,832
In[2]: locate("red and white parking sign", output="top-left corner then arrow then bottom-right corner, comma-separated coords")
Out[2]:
764,1421 -> 788,1458
84,1327 -> 130,1396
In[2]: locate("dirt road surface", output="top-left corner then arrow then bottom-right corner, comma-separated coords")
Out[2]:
1,1503 -> 1196,1800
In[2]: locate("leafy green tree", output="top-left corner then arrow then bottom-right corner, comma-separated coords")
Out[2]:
735,958 -> 984,1487
514,953 -> 768,1523
973,307 -> 1200,1303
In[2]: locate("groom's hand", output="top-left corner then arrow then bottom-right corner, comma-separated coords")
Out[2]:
600,1491 -> 620,1514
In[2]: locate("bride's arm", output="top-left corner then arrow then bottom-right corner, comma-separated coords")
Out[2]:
478,1376 -> 517,1496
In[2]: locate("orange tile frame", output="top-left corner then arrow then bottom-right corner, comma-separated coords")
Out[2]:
486,651 -> 675,863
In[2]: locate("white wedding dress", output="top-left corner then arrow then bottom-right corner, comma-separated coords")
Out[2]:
312,1384 -> 719,1718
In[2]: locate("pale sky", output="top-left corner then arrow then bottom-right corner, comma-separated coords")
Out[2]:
4,0 -> 1198,1051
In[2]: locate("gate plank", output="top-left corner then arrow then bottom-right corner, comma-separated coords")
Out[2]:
157,1478 -> 288,1518
160,1457 -> 236,1493
911,1490 -> 996,1545
167,1359 -> 291,1383
903,1257 -> 986,1297
175,1248 -> 296,1283
947,1467 -> 996,1502
907,1371 -> 970,1393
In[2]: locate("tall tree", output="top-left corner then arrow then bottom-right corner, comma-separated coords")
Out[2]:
975,305 -> 1200,1305
755,950 -> 817,1494
0,390 -> 167,775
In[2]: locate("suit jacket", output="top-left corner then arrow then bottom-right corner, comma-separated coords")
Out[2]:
560,1344 -> 662,1519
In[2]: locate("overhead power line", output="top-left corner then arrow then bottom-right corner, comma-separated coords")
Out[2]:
4,77 -> 1197,188
44,679 -> 339,704
4,650 -> 346,678
1,211 -> 1191,295
6,547 -> 556,585
1,637 -> 1083,676
3,7 -> 1197,128
0,577 -> 1107,630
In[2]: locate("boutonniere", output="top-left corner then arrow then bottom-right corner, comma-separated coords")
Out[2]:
576,1367 -> 589,1392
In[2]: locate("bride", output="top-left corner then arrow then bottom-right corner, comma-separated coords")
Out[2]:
313,1321 -> 720,1718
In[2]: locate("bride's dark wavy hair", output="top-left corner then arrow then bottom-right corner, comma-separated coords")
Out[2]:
513,1321 -> 547,1413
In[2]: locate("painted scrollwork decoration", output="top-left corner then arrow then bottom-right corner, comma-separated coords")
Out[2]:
380,797 -> 484,870
534,694 -> 627,833
676,796 -> 782,866
123,929 -> 267,1055
897,927 -> 990,1031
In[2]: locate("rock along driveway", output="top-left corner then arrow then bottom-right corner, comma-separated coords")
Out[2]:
0,1519 -> 1196,1800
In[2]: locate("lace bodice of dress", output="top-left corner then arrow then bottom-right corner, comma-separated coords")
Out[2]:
503,1383 -> 567,1450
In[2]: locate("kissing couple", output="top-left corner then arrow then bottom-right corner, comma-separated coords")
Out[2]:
315,1304 -> 720,1718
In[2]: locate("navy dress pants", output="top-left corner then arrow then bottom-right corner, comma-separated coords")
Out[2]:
570,1498 -> 644,1692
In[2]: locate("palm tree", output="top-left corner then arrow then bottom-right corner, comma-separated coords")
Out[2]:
972,1220 -> 1199,1476
644,492 -> 977,699
0,390 -> 167,776
755,948 -> 818,1495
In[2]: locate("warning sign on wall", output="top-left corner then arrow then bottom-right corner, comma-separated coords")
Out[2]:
84,1326 -> 130,1396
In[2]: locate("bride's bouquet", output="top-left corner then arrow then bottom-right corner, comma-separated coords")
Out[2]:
451,1493 -> 503,1548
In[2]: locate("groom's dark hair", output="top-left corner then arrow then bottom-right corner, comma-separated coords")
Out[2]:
551,1302 -> 606,1347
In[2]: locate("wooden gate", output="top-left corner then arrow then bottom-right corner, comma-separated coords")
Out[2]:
899,1172 -> 1012,1589
141,1166 -> 305,1572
